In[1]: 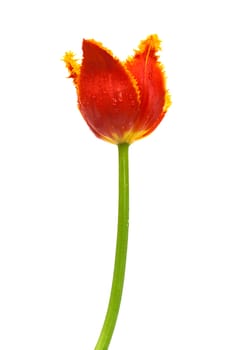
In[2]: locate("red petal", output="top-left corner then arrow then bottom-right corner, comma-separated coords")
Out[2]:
126,35 -> 169,140
78,39 -> 141,143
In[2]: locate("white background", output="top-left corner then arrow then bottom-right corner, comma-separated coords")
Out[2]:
0,0 -> 233,349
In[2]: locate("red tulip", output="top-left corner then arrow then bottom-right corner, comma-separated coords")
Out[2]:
63,35 -> 171,144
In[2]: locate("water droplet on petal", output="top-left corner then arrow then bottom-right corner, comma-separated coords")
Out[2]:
118,91 -> 123,102
112,97 -> 118,106
128,94 -> 136,107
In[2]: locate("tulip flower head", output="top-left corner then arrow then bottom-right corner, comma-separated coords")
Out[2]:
63,35 -> 171,144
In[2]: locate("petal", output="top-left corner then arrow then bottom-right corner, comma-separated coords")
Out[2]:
78,39 -> 141,143
126,35 -> 171,141
63,51 -> 80,84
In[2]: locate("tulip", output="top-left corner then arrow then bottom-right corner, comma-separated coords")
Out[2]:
63,35 -> 171,349
63,35 -> 171,144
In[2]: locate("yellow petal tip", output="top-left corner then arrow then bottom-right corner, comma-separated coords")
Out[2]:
138,34 -> 162,55
63,51 -> 80,78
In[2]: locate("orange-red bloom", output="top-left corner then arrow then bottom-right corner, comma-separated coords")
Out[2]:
63,35 -> 171,144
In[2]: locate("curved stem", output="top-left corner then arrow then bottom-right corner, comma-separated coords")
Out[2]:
94,143 -> 129,350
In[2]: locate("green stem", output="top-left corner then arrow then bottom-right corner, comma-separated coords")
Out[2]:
94,143 -> 129,350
